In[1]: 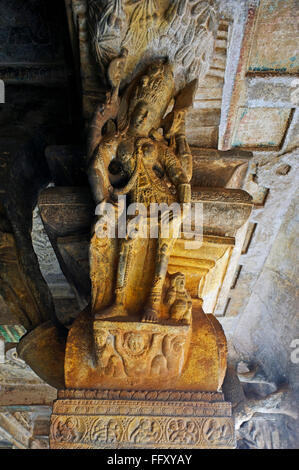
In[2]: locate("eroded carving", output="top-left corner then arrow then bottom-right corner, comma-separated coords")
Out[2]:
87,0 -> 218,92
166,418 -> 199,445
128,417 -> 162,444
202,418 -> 233,445
93,321 -> 190,382
51,417 -> 81,443
165,272 -> 192,324
88,59 -> 193,325
50,400 -> 235,448
90,418 -> 123,444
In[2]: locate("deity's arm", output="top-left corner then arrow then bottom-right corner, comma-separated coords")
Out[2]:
87,95 -> 120,166
88,139 -> 117,205
87,54 -> 127,164
161,147 -> 191,204
162,112 -> 192,183
175,129 -> 193,183
162,80 -> 197,183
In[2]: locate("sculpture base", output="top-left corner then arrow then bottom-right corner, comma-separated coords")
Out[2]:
50,389 -> 235,449
65,305 -> 227,391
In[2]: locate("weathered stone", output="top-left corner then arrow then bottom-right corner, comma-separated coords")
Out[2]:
50,391 -> 235,449
1,0 -> 298,451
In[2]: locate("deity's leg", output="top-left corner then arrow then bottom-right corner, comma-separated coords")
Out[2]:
142,236 -> 176,323
94,237 -> 136,319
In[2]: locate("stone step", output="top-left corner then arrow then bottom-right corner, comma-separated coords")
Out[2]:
194,99 -> 222,109
208,67 -> 226,78
195,87 -> 223,100
187,108 -> 221,127
215,39 -> 227,50
186,126 -> 219,148
217,29 -> 229,40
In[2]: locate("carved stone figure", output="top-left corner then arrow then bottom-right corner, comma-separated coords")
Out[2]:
88,58 -> 194,323
0,0 -> 258,450
165,272 -> 192,324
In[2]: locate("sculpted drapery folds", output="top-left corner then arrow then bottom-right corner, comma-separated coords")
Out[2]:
88,57 -> 195,323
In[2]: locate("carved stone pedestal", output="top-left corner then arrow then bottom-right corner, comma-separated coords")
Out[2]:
50,390 -> 235,449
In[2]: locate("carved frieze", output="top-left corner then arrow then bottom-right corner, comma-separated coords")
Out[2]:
50,393 -> 235,448
93,320 -> 191,381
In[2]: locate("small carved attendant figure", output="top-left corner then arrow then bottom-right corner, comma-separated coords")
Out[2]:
94,328 -> 125,377
129,418 -> 160,444
165,272 -> 192,324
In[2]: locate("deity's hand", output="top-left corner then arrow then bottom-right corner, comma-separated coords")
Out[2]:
162,109 -> 186,140
178,183 -> 191,204
87,93 -> 120,161
94,199 -> 117,242
93,90 -> 119,122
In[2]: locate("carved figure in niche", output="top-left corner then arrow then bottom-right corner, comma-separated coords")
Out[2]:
94,328 -> 125,377
52,417 -> 79,443
165,272 -> 192,324
97,328 -> 189,379
167,419 -> 198,444
91,418 -> 123,444
129,418 -> 161,444
202,418 -> 232,444
88,55 -> 195,323
123,332 -> 150,356
162,334 -> 186,374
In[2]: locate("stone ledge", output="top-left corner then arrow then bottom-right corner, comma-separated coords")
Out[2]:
57,389 -> 224,402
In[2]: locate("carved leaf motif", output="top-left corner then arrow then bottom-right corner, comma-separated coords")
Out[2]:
183,26 -> 195,46
182,49 -> 195,69
174,45 -> 190,63
122,0 -> 159,53
191,2 -> 209,17
177,0 -> 187,17
86,0 -> 219,89
188,59 -> 199,78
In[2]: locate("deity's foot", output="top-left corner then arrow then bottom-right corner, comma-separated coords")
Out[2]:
141,307 -> 158,323
94,303 -> 127,320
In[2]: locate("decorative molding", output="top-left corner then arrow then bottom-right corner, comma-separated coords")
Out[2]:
50,393 -> 235,448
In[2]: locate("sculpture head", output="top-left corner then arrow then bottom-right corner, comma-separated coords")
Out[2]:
170,272 -> 186,293
125,332 -> 147,355
124,60 -> 175,136
95,328 -> 109,349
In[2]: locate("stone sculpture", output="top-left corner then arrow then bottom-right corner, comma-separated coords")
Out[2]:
11,0 -> 255,449
88,58 -> 193,323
